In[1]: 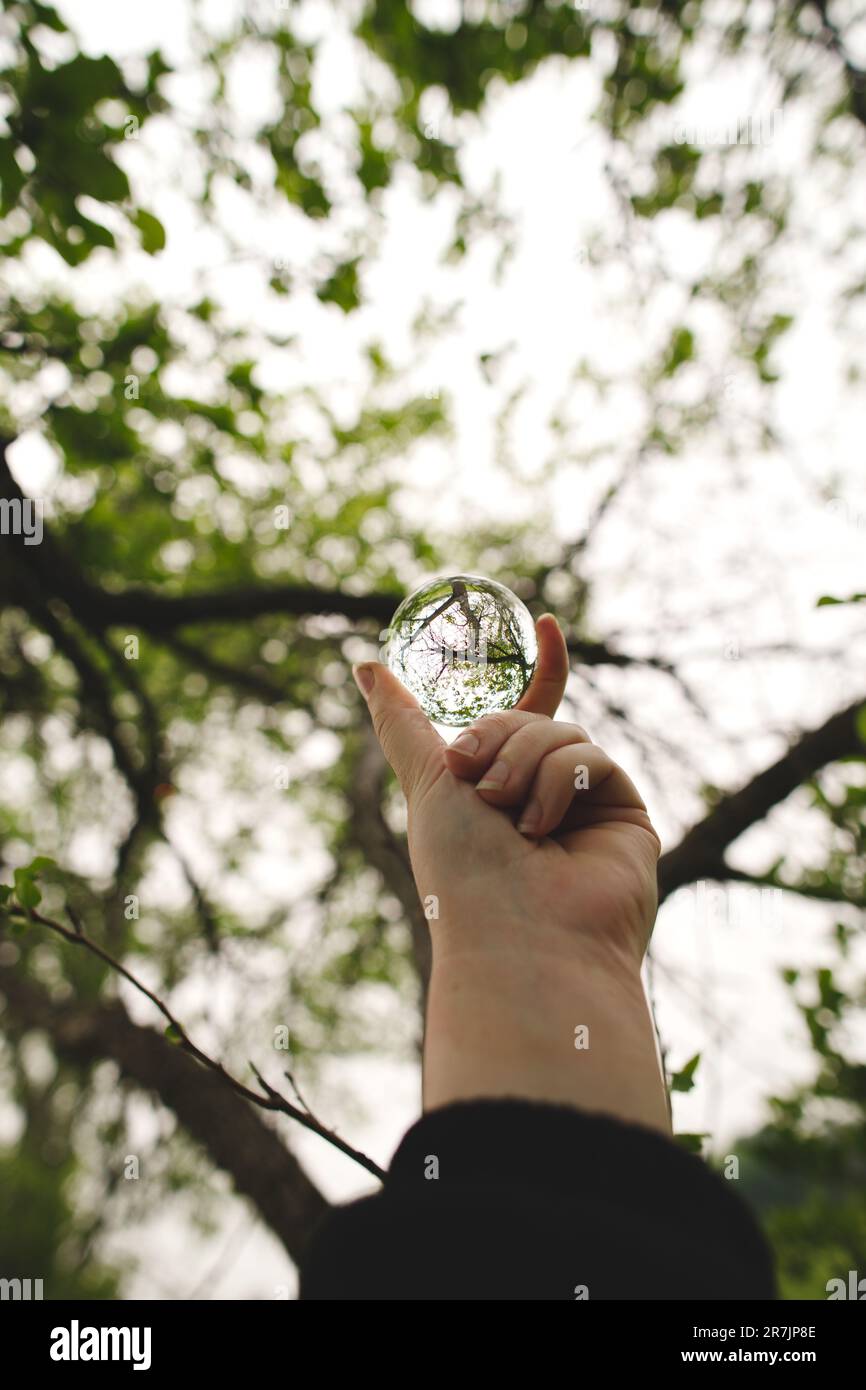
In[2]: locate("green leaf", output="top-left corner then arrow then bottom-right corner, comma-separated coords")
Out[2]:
27,856 -> 57,873
316,257 -> 361,313
674,1132 -> 709,1154
743,181 -> 764,214
13,870 -> 41,910
670,1052 -> 701,1093
47,144 -> 129,203
30,1 -> 68,31
133,209 -> 166,254
662,326 -> 695,376
694,192 -> 723,219
816,592 -> 866,608
28,52 -> 123,120
164,1023 -> 183,1044
356,120 -> 392,193
0,139 -> 26,214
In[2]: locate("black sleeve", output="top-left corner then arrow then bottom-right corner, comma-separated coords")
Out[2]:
298,1098 -> 777,1300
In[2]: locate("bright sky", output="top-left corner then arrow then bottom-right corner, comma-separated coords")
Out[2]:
5,0 -> 864,1296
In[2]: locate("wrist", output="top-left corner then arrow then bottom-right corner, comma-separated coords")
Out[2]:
423,930 -> 670,1135
429,908 -> 648,982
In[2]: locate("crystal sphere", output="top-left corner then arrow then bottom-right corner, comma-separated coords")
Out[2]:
384,574 -> 538,727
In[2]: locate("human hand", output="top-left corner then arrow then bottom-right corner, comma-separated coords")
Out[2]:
352,614 -> 660,979
353,614 -> 669,1127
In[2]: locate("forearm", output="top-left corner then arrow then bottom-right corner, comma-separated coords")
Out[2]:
423,932 -> 671,1135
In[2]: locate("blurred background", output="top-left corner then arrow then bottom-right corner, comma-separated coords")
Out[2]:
0,0 -> 865,1299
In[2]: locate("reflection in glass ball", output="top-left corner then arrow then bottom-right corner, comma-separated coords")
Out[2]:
384,574 -> 538,727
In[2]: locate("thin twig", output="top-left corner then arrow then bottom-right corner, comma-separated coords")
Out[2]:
4,903 -> 387,1184
284,1069 -> 313,1116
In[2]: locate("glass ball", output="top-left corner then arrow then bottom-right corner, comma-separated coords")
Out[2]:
384,574 -> 538,727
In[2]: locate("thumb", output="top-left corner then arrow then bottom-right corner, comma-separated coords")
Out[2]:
353,662 -> 444,797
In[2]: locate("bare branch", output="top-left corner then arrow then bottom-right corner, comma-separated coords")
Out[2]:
0,961 -> 330,1260
705,864 -> 866,911
3,903 -> 386,1183
153,630 -> 290,702
658,695 -> 866,902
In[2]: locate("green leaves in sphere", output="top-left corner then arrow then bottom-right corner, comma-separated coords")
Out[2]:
384,574 -> 537,727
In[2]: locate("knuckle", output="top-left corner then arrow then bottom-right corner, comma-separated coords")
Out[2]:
473,712 -> 512,742
637,813 -> 662,857
477,710 -> 543,742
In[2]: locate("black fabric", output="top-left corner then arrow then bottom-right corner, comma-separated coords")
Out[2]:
298,1098 -> 777,1301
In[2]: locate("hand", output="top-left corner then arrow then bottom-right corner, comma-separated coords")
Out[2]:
352,615 -> 669,1130
352,615 -> 660,978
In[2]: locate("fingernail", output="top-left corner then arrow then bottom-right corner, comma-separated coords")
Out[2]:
352,664 -> 375,698
517,800 -> 543,835
450,730 -> 479,755
476,759 -> 509,791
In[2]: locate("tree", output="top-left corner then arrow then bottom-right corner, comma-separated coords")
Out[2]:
1,0 -> 864,1296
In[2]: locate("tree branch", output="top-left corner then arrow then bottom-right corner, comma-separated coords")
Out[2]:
153,630 -> 290,702
699,864 -> 866,911
0,961 -> 331,1262
2,443 -> 683,674
658,695 -> 866,902
2,903 -> 387,1184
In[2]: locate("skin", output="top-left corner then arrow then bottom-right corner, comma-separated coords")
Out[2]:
352,614 -> 671,1135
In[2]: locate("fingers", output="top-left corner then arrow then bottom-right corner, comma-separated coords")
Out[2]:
514,742 -> 647,838
353,662 -> 444,797
516,613 -> 570,717
444,711 -> 592,803
445,707 -> 655,844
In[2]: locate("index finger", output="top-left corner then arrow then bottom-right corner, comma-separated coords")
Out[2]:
516,613 -> 569,718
